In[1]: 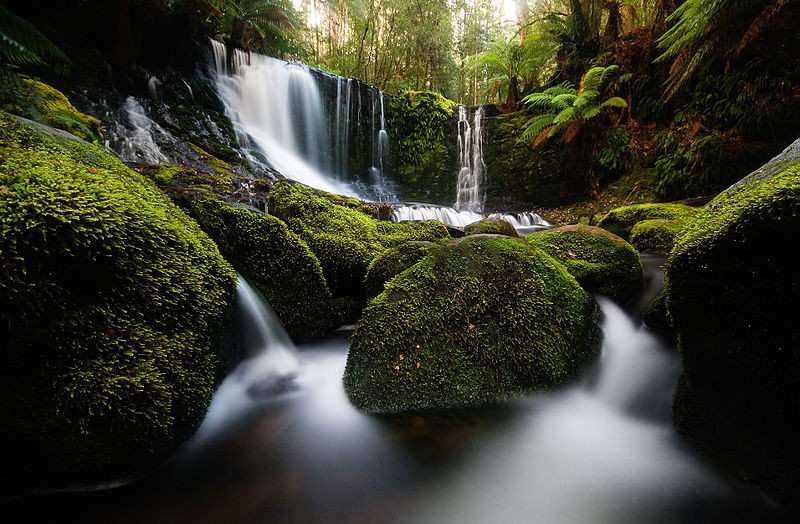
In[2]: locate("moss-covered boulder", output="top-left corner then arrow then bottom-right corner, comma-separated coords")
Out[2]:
629,218 -> 692,255
464,217 -> 519,237
364,241 -> 439,299
665,155 -> 800,507
526,225 -> 643,305
343,235 -> 602,414
595,202 -> 699,240
268,181 -> 450,301
0,112 -> 237,488
188,197 -> 337,343
2,77 -> 103,143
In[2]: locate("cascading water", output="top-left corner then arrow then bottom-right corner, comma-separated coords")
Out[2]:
392,105 -> 551,233
454,106 -> 486,213
211,40 -> 396,202
107,97 -> 170,164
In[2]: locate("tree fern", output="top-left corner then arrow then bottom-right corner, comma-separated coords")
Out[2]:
0,5 -> 67,68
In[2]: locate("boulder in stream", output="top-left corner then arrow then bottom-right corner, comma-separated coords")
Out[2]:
343,235 -> 602,414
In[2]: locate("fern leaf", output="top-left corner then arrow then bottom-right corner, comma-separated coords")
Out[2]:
600,96 -> 628,109
522,114 -> 556,141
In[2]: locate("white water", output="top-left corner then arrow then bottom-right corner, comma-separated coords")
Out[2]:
108,97 -> 170,164
393,203 -> 551,233
454,106 -> 486,213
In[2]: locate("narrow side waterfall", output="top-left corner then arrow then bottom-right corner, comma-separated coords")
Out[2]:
454,106 -> 486,213
107,97 -> 170,164
189,276 -> 299,443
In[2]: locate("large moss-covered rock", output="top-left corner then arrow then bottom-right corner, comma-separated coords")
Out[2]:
595,202 -> 699,240
343,235 -> 602,414
527,224 -> 643,305
665,154 -> 800,507
268,181 -> 449,300
364,241 -> 439,299
0,112 -> 237,488
188,197 -> 337,343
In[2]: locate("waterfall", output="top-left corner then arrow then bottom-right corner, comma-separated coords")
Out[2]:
392,204 -> 551,234
455,106 -> 486,213
210,40 -> 396,202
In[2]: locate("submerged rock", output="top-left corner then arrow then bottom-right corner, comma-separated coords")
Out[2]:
527,224 -> 643,305
0,111 -> 237,490
665,150 -> 800,508
343,235 -> 602,414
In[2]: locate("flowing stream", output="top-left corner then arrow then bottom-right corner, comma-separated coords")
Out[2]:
6,259 -> 791,523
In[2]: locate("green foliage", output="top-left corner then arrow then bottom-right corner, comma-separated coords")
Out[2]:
343,235 -> 602,414
0,4 -> 68,70
521,65 -> 627,144
655,0 -> 793,100
0,111 -> 237,482
596,127 -> 632,175
652,128 -> 732,200
527,224 -> 643,304
215,0 -> 303,57
188,197 -> 338,342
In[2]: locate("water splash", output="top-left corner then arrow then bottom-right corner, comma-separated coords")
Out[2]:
107,97 -> 169,164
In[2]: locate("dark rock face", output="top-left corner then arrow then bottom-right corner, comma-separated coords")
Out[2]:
665,144 -> 800,508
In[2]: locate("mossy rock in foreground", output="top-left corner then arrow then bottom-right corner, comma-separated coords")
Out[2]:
595,202 -> 699,240
0,112 -> 237,488
527,224 -> 643,305
666,159 -> 800,508
344,235 -> 602,414
188,197 -> 337,343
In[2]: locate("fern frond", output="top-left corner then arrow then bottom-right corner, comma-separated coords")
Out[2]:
521,92 -> 556,109
0,5 -> 68,67
522,113 -> 556,141
551,93 -> 578,110
553,106 -> 577,125
732,0 -> 790,60
600,96 -> 628,109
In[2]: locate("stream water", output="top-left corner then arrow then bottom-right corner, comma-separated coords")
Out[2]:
4,257 -> 792,523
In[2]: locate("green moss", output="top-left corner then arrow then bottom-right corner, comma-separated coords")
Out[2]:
188,197 -> 338,342
2,77 -> 103,143
0,111 -> 237,485
268,182 -> 450,300
344,235 -> 602,414
665,160 -> 800,506
527,224 -> 643,304
641,287 -> 674,341
464,217 -> 519,237
387,90 -> 458,203
139,164 -> 184,185
629,218 -> 692,255
364,241 -> 439,299
595,202 -> 700,240
188,143 -> 235,183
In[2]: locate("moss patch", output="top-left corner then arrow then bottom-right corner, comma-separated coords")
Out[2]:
343,235 -> 602,414
527,224 -> 643,305
595,202 -> 700,240
188,197 -> 337,343
464,217 -> 519,237
0,111 -> 237,487
364,241 -> 439,299
2,77 -> 103,143
629,218 -> 692,255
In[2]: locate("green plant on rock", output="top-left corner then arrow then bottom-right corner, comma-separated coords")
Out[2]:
653,127 -> 732,200
521,65 -> 628,195
215,0 -> 304,57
